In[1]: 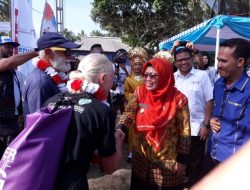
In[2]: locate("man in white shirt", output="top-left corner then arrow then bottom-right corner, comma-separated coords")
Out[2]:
174,47 -> 213,188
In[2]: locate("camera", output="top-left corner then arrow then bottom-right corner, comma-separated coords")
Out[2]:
179,41 -> 187,46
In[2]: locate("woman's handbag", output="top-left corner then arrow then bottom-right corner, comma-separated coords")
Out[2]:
0,100 -> 72,190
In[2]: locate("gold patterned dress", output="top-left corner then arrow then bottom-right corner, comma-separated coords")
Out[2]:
117,95 -> 191,189
124,75 -> 144,152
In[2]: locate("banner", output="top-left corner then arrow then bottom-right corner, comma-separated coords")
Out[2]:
11,0 -> 37,76
0,22 -> 11,33
40,1 -> 57,36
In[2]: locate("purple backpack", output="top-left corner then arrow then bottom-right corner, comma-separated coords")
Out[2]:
0,100 -> 72,190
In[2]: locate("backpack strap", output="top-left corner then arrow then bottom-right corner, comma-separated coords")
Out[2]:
51,93 -> 92,113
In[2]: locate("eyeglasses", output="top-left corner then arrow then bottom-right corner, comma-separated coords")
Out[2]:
175,57 -> 192,63
143,72 -> 158,79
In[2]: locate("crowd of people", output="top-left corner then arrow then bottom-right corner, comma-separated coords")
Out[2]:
0,31 -> 250,190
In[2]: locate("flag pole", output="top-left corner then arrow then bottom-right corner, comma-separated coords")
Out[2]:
9,0 -> 12,37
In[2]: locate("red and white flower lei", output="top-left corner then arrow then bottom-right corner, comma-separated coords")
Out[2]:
36,59 -> 68,92
67,79 -> 107,102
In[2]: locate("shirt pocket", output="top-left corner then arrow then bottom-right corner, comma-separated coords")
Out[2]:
190,81 -> 202,94
189,83 -> 204,114
225,100 -> 245,121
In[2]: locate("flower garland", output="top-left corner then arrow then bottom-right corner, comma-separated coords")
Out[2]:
67,79 -> 107,101
36,59 -> 68,92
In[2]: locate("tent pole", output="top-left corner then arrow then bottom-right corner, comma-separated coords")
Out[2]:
214,28 -> 220,69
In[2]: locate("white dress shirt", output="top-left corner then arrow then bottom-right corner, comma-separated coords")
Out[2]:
174,68 -> 213,136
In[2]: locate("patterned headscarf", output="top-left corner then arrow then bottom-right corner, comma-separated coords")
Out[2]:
136,57 -> 187,152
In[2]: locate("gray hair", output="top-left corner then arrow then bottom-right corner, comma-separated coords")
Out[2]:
74,53 -> 113,83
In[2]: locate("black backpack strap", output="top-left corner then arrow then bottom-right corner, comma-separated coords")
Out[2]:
51,92 -> 93,113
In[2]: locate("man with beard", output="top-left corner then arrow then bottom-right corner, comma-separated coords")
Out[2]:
22,32 -> 80,115
0,36 -> 39,157
202,38 -> 250,175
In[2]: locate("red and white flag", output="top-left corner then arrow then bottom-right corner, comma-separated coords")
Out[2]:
40,1 -> 57,36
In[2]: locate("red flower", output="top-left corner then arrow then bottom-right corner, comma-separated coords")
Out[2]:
51,75 -> 62,84
71,79 -> 83,91
37,59 -> 50,70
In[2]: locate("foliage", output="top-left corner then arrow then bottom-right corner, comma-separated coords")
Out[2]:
0,0 -> 10,21
91,0 -> 210,49
63,28 -> 107,41
63,28 -> 77,41
90,30 -> 105,36
76,30 -> 86,41
0,32 -> 8,36
211,0 -> 250,16
63,29 -> 87,42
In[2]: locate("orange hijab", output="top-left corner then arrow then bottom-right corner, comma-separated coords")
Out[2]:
136,58 -> 187,152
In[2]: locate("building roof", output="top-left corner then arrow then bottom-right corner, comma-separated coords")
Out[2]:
79,36 -> 131,52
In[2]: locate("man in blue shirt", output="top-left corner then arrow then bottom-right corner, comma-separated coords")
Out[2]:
22,32 -> 80,115
203,38 -> 250,174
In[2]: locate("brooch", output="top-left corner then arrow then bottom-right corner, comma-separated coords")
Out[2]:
140,108 -> 145,114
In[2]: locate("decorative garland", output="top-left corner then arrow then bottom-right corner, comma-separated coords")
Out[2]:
67,79 -> 107,101
36,59 -> 68,92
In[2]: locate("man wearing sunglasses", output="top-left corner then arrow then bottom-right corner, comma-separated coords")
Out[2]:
22,32 -> 81,115
173,46 -> 214,188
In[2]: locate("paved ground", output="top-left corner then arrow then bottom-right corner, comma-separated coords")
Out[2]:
87,143 -> 132,190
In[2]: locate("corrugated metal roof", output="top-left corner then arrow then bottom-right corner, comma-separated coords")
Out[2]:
79,36 -> 131,52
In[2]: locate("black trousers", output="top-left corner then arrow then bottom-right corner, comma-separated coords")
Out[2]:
0,118 -> 20,159
111,94 -> 125,121
130,173 -> 183,190
186,136 -> 206,188
200,153 -> 220,179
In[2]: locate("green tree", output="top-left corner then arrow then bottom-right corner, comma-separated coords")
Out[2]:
90,30 -> 105,36
91,0 -> 209,49
62,28 -> 77,42
214,0 -> 250,16
76,30 -> 85,41
0,0 -> 10,21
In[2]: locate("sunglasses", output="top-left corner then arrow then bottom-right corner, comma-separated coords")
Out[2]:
49,47 -> 72,56
143,72 -> 158,79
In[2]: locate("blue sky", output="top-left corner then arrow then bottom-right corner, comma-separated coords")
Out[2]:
32,0 -> 103,36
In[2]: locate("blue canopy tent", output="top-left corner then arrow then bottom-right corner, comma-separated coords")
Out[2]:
159,15 -> 250,67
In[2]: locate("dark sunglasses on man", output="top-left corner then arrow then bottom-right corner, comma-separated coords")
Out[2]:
49,47 -> 72,56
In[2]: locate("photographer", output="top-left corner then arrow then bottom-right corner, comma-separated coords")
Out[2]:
110,49 -> 129,120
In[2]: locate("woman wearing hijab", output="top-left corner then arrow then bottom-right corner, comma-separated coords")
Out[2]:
117,57 -> 191,190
